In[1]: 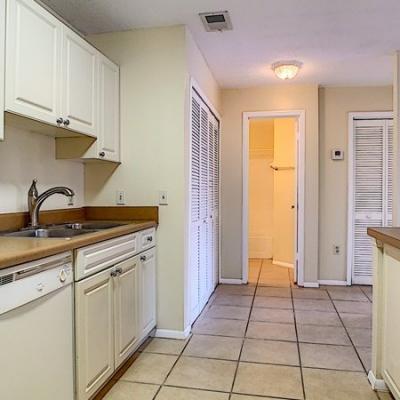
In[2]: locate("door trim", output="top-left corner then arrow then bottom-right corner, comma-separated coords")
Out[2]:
242,110 -> 305,286
346,111 -> 393,285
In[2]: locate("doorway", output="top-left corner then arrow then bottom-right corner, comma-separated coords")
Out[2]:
242,111 -> 305,286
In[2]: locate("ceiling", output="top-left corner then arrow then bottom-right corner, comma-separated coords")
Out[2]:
41,0 -> 400,88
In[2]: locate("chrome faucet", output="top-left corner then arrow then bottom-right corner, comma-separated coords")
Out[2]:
28,179 -> 75,227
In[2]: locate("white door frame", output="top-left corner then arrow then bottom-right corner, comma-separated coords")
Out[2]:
346,111 -> 393,285
242,110 -> 305,286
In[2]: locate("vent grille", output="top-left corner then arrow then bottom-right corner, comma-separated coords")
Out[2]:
199,11 -> 232,32
0,274 -> 14,286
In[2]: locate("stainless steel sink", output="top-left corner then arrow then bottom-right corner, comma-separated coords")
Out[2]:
3,228 -> 97,238
1,221 -> 128,238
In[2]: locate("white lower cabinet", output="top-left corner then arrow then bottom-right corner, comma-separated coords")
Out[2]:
139,248 -> 157,338
75,268 -> 114,400
75,232 -> 156,400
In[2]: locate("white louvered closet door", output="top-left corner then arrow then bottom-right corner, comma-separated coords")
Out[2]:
351,119 -> 393,284
190,88 -> 220,323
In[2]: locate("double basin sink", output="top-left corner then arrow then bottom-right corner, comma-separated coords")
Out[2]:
1,222 -> 127,239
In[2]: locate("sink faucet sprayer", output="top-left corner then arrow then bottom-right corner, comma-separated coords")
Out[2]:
28,179 -> 75,227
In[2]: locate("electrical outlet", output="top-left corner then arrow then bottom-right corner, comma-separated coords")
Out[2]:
159,190 -> 168,205
333,245 -> 340,255
116,190 -> 125,205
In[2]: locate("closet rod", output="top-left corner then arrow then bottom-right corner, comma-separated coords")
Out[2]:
270,165 -> 295,171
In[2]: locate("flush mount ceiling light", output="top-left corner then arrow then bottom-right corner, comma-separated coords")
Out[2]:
272,61 -> 303,80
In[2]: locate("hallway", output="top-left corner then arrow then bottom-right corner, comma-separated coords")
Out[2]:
104,259 -> 392,400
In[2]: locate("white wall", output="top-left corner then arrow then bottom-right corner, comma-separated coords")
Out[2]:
0,126 -> 84,213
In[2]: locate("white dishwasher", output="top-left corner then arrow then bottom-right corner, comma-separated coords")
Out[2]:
0,252 -> 74,400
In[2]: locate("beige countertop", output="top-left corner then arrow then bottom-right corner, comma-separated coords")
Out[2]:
367,227 -> 400,250
0,220 -> 157,270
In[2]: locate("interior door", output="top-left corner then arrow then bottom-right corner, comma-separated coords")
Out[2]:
0,0 -> 5,140
5,0 -> 61,125
114,257 -> 139,368
62,26 -> 97,136
351,119 -> 393,284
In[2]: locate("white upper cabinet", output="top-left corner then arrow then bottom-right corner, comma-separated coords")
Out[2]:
97,54 -> 120,161
5,0 -> 61,125
0,0 -> 5,140
62,27 -> 97,137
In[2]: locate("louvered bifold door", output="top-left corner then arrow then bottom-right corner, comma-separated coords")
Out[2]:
352,119 -> 392,284
189,92 -> 202,322
386,121 -> 394,226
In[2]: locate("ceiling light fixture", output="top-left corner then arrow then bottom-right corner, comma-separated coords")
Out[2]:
272,60 -> 302,80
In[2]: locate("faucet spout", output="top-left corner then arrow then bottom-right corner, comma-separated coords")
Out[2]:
28,181 -> 75,227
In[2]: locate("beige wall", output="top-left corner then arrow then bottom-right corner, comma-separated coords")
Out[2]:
273,118 -> 295,266
86,26 -> 220,333
248,120 -> 274,258
319,86 -> 393,281
221,85 -> 319,283
0,126 -> 84,213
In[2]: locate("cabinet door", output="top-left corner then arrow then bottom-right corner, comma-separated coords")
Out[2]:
97,54 -> 120,161
114,257 -> 139,368
0,0 -> 5,140
5,0 -> 61,125
75,268 -> 114,400
139,248 -> 156,338
62,27 -> 97,137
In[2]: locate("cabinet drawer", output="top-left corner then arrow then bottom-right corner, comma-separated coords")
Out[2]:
139,228 -> 156,252
75,233 -> 138,280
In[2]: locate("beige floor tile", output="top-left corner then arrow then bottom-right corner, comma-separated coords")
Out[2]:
357,346 -> 371,371
327,286 -> 369,302
246,321 -> 297,341
295,310 -> 342,326
155,386 -> 229,400
121,353 -> 178,384
250,307 -> 294,324
294,298 -> 335,312
216,285 -> 255,296
340,313 -> 372,329
292,288 -> 329,300
360,286 -> 373,302
183,334 -> 242,360
103,381 -> 159,400
303,368 -> 377,400
231,396 -> 279,400
253,296 -> 293,309
165,356 -> 236,392
213,294 -> 253,307
300,343 -> 363,371
204,305 -> 250,320
258,279 -> 291,288
241,338 -> 299,366
144,338 -> 187,355
233,363 -> 303,399
256,287 -> 291,298
333,300 -> 372,314
192,317 -> 247,337
378,391 -> 395,400
297,325 -> 351,346
347,327 -> 372,347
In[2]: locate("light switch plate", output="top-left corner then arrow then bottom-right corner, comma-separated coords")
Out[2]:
159,190 -> 168,205
331,149 -> 344,160
116,190 -> 125,205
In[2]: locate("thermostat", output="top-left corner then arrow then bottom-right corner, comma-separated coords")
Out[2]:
331,149 -> 344,160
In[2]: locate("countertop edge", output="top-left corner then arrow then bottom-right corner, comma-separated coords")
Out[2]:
367,227 -> 400,250
0,220 -> 157,270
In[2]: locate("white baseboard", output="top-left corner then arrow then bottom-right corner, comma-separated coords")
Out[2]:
368,371 -> 388,391
219,278 -> 243,285
318,280 -> 348,286
302,281 -> 320,288
272,259 -> 294,268
154,326 -> 191,340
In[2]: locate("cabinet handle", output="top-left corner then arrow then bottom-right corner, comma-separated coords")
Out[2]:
56,117 -> 64,125
63,119 -> 70,126
116,267 -> 123,275
146,236 -> 153,242
110,270 -> 118,277
140,255 -> 147,262
99,152 -> 105,157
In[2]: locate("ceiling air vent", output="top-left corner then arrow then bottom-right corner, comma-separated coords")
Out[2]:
200,11 -> 232,32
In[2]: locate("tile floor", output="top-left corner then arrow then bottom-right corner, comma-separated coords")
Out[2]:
103,259 -> 394,400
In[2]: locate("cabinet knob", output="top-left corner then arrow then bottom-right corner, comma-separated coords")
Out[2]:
110,270 -> 118,277
63,119 -> 70,126
140,255 -> 147,262
56,117 -> 64,124
147,236 -> 153,242
115,267 -> 123,275
99,152 -> 105,157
